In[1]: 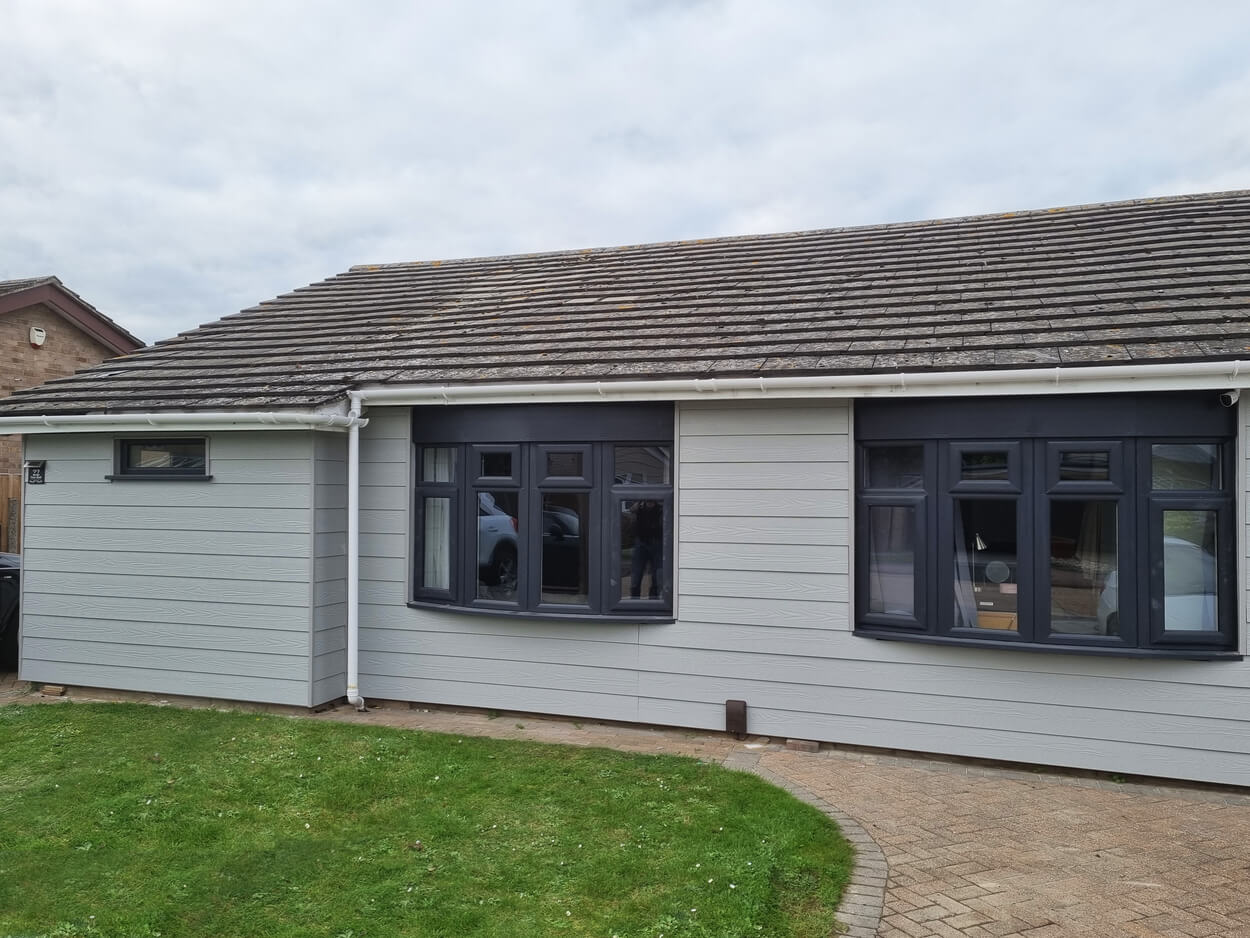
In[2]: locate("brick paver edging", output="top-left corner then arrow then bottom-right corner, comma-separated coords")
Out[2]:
724,749 -> 887,938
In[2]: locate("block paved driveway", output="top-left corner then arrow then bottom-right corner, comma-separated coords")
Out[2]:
7,680 -> 1250,937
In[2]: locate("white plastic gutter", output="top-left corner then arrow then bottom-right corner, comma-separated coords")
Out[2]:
349,360 -> 1250,406
0,410 -> 364,434
345,394 -> 366,711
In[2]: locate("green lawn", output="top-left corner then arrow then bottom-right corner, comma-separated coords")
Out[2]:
0,703 -> 852,938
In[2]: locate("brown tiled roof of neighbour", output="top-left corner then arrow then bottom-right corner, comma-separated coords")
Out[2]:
0,276 -> 144,356
2,190 -> 1250,415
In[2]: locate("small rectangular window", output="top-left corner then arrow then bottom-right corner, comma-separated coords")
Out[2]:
113,438 -> 208,478
615,446 -> 672,484
865,446 -> 924,489
1152,444 -> 1221,490
422,447 -> 456,483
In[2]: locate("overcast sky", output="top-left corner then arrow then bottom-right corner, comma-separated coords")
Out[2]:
2,0 -> 1248,344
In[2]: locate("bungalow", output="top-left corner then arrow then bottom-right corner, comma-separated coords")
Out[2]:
2,190 -> 1249,785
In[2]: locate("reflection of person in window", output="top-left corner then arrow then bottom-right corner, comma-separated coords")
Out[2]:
630,500 -> 663,599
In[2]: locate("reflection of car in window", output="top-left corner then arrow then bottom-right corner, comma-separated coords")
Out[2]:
476,494 -> 584,593
1098,536 -> 1218,632
477,493 -> 517,588
541,506 -> 582,593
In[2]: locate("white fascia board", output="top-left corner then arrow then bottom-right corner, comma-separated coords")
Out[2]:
0,410 -> 365,435
353,361 -> 1250,407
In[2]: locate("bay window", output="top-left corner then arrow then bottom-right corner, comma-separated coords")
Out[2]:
412,403 -> 674,619
855,393 -> 1239,658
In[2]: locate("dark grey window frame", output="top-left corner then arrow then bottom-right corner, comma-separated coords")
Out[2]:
855,393 -> 1240,659
411,404 -> 674,621
107,436 -> 211,481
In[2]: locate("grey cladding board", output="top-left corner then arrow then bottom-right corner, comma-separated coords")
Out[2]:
19,430 -> 319,707
4,191 -> 1250,415
312,433 -> 348,705
350,400 -> 1250,785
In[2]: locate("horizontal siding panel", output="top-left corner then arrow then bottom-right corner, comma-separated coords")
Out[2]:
363,409 -> 411,440
362,627 -> 641,668
359,532 -> 406,559
359,509 -> 407,535
635,640 -> 1250,720
32,459 -> 313,484
314,605 -> 346,629
315,531 -> 347,557
359,485 -> 407,511
20,660 -> 308,707
26,482 -> 311,510
679,461 -> 848,490
206,434 -> 314,461
361,674 -> 639,723
679,516 -> 847,545
20,594 -> 309,631
315,434 -> 345,459
313,629 -> 346,655
679,568 -> 848,603
312,675 -> 346,705
316,508 -> 348,534
23,571 -> 308,606
316,460 -> 348,485
315,555 -> 347,583
22,616 -> 309,655
680,542 -> 848,575
359,607 -> 641,643
679,489 -> 848,517
26,528 -> 311,558
357,556 -> 408,583
681,434 -> 848,463
24,637 -> 307,682
362,651 -> 638,696
313,651 -> 346,682
737,704 -> 1250,788
677,595 -> 848,629
23,549 -> 309,582
646,622 -> 842,656
360,438 -> 410,463
679,404 -> 849,436
635,670 -> 1250,755
25,504 -> 313,534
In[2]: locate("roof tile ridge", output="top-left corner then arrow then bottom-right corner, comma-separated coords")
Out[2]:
343,189 -> 1250,274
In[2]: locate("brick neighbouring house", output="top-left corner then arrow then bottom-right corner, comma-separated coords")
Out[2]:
0,277 -> 143,551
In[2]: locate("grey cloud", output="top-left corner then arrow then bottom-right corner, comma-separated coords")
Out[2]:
2,0 -> 1248,343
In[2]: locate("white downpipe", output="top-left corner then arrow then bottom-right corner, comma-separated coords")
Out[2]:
0,410 -> 363,434
345,394 -> 365,711
351,360 -> 1250,407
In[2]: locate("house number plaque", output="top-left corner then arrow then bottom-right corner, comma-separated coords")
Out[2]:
24,460 -> 46,485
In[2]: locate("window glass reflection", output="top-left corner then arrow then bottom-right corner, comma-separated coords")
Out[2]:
1152,444 -> 1219,490
620,499 -> 666,601
614,446 -> 671,484
547,452 -> 584,478
423,497 -> 451,591
954,499 -> 1018,631
1162,510 -> 1219,631
422,447 -> 455,483
1049,500 -> 1118,636
1059,451 -> 1110,482
961,452 -> 1009,481
865,446 -> 924,489
541,493 -> 589,605
867,506 -> 915,615
480,452 -> 512,478
477,491 -> 519,602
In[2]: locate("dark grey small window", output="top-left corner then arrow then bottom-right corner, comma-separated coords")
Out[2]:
112,438 -> 209,479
